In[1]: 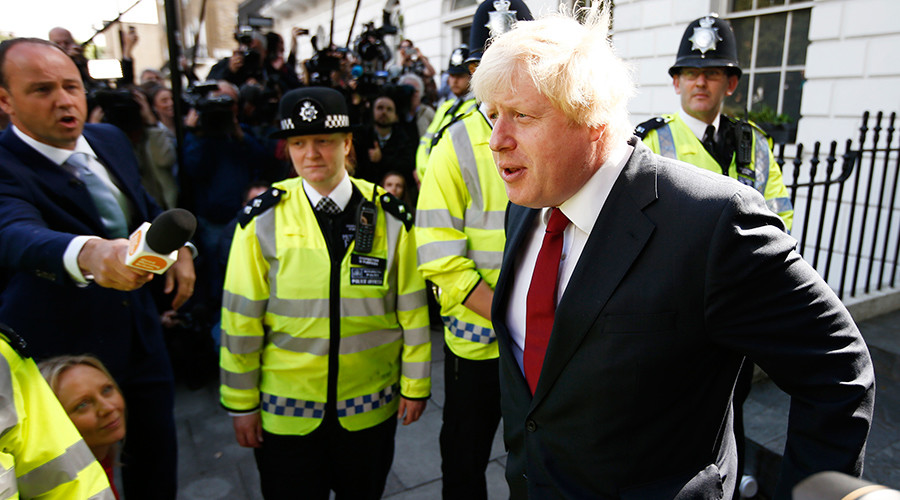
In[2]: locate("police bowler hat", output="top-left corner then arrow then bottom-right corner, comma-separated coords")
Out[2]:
271,87 -> 352,139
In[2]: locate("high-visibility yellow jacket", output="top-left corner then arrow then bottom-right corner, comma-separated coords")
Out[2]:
416,93 -> 477,181
641,113 -> 793,230
220,176 -> 431,436
0,334 -> 113,500
416,108 -> 505,361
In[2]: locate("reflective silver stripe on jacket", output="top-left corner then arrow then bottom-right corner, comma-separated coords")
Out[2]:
443,316 -> 496,344
263,295 -> 397,319
0,355 -> 18,438
336,384 -> 398,417
403,360 -> 431,380
449,119 -> 507,235
89,488 -> 117,500
0,458 -> 16,499
468,250 -> 504,270
222,291 -> 267,319
397,289 -> 427,313
416,209 -> 464,231
267,328 -> 403,356
417,239 -> 468,264
221,329 -> 265,355
657,124 -> 677,159
752,128 -> 770,195
221,367 -> 259,391
256,207 -> 280,297
261,392 -> 326,418
18,441 -> 106,499
767,197 -> 793,216
403,326 -> 431,347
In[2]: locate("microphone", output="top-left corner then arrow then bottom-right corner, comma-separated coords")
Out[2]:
125,209 -> 197,274
793,472 -> 900,500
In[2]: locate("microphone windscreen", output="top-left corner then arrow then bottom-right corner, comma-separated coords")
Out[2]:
145,209 -> 197,254
794,472 -> 900,500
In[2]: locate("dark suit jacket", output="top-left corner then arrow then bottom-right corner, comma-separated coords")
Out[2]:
0,124 -> 166,377
491,138 -> 875,499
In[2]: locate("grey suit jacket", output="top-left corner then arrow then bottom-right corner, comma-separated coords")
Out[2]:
491,138 -> 875,499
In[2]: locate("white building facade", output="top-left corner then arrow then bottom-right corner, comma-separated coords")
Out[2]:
256,0 -> 898,143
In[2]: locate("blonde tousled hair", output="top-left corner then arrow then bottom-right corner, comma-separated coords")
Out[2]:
471,1 -> 635,150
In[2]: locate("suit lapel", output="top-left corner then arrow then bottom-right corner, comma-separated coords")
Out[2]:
0,129 -> 108,234
83,126 -> 146,225
492,203 -> 539,392
531,140 -> 659,405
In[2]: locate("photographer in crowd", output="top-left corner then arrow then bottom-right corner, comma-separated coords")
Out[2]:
207,31 -> 268,88
181,81 -> 279,317
89,86 -> 177,210
397,39 -> 435,81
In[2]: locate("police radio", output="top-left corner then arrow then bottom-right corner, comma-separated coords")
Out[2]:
736,120 -> 753,166
355,198 -> 377,253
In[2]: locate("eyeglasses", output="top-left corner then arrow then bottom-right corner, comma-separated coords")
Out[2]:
679,68 -> 728,81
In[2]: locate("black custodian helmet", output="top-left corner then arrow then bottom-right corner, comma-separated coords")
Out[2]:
465,0 -> 533,68
669,14 -> 741,78
447,44 -> 470,75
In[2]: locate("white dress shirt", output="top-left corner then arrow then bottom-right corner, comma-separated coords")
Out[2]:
505,143 -> 633,373
680,111 -> 721,142
302,170 -> 352,211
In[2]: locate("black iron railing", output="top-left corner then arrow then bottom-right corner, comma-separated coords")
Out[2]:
777,111 -> 900,300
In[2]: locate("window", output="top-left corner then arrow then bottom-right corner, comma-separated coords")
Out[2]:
451,0 -> 478,11
724,1 -> 812,126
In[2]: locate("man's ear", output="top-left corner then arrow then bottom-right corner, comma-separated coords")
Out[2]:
672,75 -> 682,95
726,75 -> 739,96
0,87 -> 13,117
590,124 -> 606,143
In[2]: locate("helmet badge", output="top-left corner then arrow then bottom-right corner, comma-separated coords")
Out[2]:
450,49 -> 465,66
299,101 -> 318,122
487,0 -> 517,37
689,16 -> 722,55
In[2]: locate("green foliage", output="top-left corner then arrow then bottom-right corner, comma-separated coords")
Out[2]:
739,104 -> 793,125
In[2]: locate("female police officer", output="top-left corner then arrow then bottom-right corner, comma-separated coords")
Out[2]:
219,87 -> 431,499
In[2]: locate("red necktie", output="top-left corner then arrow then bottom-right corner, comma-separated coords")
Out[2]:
524,207 -> 570,394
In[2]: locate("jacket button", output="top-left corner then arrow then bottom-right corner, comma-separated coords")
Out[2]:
526,419 -> 537,432
121,300 -> 130,307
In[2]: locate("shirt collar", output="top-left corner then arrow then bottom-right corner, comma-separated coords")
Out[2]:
679,112 -> 721,142
11,125 -> 98,166
303,171 -> 352,211
546,143 -> 632,235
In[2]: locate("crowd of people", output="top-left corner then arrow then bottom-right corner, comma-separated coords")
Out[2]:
0,1 -> 881,499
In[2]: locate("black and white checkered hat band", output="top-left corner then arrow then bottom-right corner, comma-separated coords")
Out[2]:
324,115 -> 350,128
279,115 -> 350,132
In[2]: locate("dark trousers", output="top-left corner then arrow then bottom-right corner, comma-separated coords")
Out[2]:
440,345 -> 502,500
119,345 -> 177,500
253,414 -> 397,500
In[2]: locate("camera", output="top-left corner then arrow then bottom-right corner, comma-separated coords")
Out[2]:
184,82 -> 235,136
91,88 -> 142,134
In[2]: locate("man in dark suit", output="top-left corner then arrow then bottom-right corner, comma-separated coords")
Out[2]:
472,5 -> 875,499
0,38 -> 194,499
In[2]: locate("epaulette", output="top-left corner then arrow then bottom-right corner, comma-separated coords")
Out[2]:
0,322 -> 29,358
634,116 -> 668,139
378,191 -> 414,231
238,187 -> 283,228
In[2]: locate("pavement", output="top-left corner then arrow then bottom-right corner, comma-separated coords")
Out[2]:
173,309 -> 900,499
